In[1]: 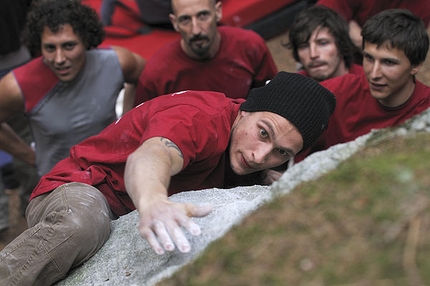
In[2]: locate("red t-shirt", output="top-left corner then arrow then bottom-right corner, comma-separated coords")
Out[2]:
317,0 -> 430,27
295,72 -> 430,162
134,26 -> 278,105
31,91 -> 243,216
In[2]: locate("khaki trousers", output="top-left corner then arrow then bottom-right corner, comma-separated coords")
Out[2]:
0,182 -> 115,286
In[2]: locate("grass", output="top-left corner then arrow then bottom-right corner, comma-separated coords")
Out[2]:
159,132 -> 430,286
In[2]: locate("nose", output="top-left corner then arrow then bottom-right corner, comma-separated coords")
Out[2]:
54,48 -> 66,64
252,144 -> 272,165
191,17 -> 202,35
309,43 -> 319,59
369,61 -> 382,79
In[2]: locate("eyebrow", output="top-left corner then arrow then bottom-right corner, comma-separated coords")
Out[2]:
262,119 -> 276,137
177,9 -> 211,19
363,51 -> 400,63
315,36 -> 332,41
382,57 -> 400,63
42,40 -> 78,46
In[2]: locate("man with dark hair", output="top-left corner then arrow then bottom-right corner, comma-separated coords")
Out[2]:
317,0 -> 430,49
295,9 -> 430,162
0,0 -> 145,178
132,0 -> 277,107
0,72 -> 336,285
286,5 -> 362,82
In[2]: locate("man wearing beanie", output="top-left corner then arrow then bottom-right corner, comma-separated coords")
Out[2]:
0,72 -> 335,285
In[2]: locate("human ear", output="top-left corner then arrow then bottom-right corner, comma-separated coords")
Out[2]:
411,62 -> 423,76
169,14 -> 179,32
215,1 -> 222,22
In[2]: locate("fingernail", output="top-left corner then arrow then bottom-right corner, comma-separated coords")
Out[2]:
156,248 -> 165,255
191,225 -> 201,236
180,244 -> 191,253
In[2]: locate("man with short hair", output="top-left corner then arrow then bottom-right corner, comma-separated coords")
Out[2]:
317,0 -> 430,49
0,72 -> 336,285
295,9 -> 430,162
0,0 -> 145,177
287,5 -> 363,82
132,0 -> 277,108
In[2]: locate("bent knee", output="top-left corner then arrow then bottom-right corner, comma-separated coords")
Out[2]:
55,184 -> 113,266
62,205 -> 112,267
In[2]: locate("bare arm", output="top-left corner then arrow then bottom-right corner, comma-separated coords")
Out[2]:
122,83 -> 136,115
124,137 -> 212,254
112,46 -> 146,115
348,20 -> 363,49
0,73 -> 36,166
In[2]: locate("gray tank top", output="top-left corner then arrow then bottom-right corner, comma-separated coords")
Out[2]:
28,49 -> 124,176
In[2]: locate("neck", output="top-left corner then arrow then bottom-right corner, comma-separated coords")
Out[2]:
333,61 -> 349,78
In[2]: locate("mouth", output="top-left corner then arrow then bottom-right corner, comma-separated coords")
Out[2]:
309,61 -> 326,69
190,36 -> 208,44
241,155 -> 254,170
55,66 -> 71,76
369,82 -> 386,91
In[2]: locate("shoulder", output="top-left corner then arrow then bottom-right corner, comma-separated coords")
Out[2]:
14,57 -> 49,75
218,26 -> 268,56
0,72 -> 26,116
320,73 -> 366,95
0,72 -> 21,97
164,90 -> 235,110
219,26 -> 264,42
13,57 -> 57,86
349,64 -> 364,75
110,46 -> 132,61
135,91 -> 240,143
414,80 -> 430,96
143,90 -> 239,119
89,46 -> 116,55
84,48 -> 119,64
141,41 -> 183,74
297,69 -> 309,77
149,39 -> 182,59
110,46 -> 144,66
110,46 -> 145,76
143,40 -> 182,66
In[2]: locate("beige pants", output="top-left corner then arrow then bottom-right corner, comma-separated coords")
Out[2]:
0,182 -> 116,286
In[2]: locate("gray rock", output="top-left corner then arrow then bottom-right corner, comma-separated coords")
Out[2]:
56,186 -> 272,286
56,108 -> 430,286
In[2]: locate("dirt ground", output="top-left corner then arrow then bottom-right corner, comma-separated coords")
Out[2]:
0,188 -> 28,250
1,28 -> 430,252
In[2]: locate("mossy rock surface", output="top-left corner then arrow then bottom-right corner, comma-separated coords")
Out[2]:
161,133 -> 430,286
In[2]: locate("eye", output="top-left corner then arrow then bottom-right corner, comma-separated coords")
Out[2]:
277,148 -> 288,156
363,53 -> 373,62
197,11 -> 210,21
382,59 -> 396,66
298,43 -> 309,50
64,43 -> 76,50
43,45 -> 55,52
260,129 -> 268,138
178,16 -> 191,26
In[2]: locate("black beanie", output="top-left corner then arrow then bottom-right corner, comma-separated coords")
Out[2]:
240,71 -> 336,152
